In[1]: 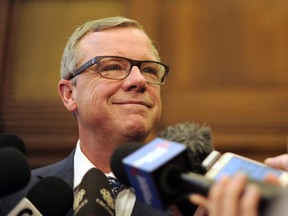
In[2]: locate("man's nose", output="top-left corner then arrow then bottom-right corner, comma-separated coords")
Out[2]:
122,66 -> 147,91
128,66 -> 147,83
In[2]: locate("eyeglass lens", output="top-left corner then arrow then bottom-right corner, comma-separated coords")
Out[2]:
98,57 -> 165,84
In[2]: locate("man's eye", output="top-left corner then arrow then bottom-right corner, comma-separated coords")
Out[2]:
142,67 -> 158,75
101,64 -> 122,71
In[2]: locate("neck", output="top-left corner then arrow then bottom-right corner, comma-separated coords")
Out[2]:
79,141 -> 114,173
78,131 -> 138,173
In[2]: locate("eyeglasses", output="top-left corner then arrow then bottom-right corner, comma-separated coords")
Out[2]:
68,56 -> 169,85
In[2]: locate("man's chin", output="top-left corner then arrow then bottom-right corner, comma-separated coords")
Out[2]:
123,124 -> 150,141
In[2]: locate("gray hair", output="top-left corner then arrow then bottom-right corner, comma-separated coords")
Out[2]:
60,16 -> 160,80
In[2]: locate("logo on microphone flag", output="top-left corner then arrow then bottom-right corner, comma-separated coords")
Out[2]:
123,138 -> 187,210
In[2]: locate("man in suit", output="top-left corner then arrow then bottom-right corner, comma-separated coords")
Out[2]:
0,16 -> 171,215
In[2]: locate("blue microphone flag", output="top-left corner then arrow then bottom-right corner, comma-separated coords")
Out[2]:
123,138 -> 188,210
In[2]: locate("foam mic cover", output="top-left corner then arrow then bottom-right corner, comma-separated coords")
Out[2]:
74,168 -> 115,216
8,176 -> 73,216
158,122 -> 214,174
157,122 -> 214,214
0,147 -> 30,197
0,133 -> 26,155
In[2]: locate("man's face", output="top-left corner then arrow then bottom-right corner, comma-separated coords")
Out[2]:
71,27 -> 162,140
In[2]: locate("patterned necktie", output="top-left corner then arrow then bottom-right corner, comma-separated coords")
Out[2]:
107,176 -> 126,198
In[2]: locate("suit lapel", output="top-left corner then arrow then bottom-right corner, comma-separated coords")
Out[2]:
34,150 -> 75,188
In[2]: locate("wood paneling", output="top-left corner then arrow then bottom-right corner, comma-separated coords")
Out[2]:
129,0 -> 288,161
0,0 -> 10,132
3,100 -> 78,167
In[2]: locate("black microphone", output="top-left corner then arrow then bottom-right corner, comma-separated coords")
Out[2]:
8,176 -> 73,216
74,168 -> 115,216
157,122 -> 214,174
0,147 -> 30,197
111,139 -> 288,214
0,133 -> 26,155
111,139 -> 205,210
157,122 -> 214,214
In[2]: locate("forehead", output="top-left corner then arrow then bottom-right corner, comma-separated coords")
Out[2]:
78,27 -> 156,60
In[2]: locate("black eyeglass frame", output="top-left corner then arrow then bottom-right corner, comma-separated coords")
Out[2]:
68,56 -> 169,85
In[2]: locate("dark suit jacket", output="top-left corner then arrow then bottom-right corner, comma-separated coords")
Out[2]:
0,150 -> 171,216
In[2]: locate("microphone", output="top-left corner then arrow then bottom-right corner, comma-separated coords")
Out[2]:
111,138 -> 205,210
0,147 -> 30,197
74,168 -> 115,216
157,122 -> 214,214
157,122 -> 214,174
8,176 -> 73,216
111,138 -> 288,213
0,133 -> 26,155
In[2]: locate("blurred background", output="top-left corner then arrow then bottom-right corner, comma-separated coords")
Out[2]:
0,0 -> 287,168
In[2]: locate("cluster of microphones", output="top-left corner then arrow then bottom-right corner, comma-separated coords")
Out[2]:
0,134 -> 73,216
1,122 -> 288,216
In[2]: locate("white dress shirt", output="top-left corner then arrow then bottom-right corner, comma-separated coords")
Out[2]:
73,140 -> 136,216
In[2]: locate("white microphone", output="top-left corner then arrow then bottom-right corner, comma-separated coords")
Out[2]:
8,198 -> 42,216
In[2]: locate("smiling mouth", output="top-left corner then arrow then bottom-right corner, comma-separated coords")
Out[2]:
113,101 -> 151,108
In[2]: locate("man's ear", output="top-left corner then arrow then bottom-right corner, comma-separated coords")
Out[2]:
58,80 -> 77,112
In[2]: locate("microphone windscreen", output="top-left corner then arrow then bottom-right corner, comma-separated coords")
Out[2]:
110,142 -> 142,186
158,122 -> 214,174
74,168 -> 115,216
27,176 -> 73,216
157,123 -> 214,214
0,133 -> 26,155
0,147 -> 30,197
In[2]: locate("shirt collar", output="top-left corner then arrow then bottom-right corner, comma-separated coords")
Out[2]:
73,140 -> 115,188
